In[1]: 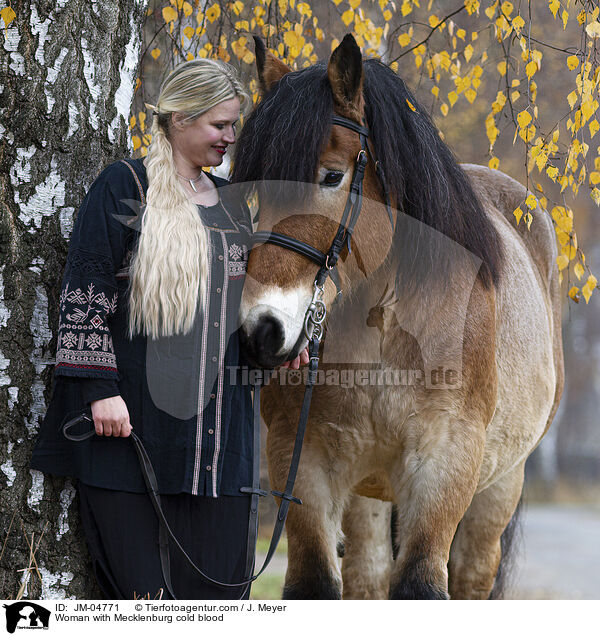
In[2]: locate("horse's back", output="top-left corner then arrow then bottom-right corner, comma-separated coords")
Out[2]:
462,163 -> 557,292
461,164 -> 564,487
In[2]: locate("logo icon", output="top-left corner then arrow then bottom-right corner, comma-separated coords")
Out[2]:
3,602 -> 51,634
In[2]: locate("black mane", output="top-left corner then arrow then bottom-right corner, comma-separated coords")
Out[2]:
232,58 -> 503,289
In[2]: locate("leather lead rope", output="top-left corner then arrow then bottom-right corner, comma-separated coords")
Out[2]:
62,337 -> 320,600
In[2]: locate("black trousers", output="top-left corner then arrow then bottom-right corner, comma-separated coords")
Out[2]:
77,482 -> 252,600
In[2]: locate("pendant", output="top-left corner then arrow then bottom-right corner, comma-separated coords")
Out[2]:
189,180 -> 198,193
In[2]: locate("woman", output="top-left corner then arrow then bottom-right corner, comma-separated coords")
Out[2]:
31,58 -> 305,600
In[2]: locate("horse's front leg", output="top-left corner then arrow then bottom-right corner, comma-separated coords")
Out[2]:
341,494 -> 393,599
389,415 -> 486,599
266,422 -> 347,600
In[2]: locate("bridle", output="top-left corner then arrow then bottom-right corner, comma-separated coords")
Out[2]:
62,113 -> 393,601
252,114 -> 393,343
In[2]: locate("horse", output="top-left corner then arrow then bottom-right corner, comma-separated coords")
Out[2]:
231,34 -> 564,600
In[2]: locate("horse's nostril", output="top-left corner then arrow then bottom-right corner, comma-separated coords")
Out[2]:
253,315 -> 285,358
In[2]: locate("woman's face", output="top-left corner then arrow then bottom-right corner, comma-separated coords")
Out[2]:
170,97 -> 241,168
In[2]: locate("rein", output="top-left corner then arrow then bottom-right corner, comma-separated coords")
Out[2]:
63,114 -> 391,601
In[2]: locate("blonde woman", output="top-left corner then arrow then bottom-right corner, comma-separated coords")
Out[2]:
32,59 -> 306,600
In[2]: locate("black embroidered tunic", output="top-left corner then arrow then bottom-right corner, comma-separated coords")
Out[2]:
31,159 -> 254,497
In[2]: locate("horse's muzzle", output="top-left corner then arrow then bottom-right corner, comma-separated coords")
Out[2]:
240,314 -> 288,369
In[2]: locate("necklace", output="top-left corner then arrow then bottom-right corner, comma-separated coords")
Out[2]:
177,171 -> 204,193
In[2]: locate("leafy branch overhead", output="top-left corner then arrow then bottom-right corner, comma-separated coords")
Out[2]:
124,0 -> 600,303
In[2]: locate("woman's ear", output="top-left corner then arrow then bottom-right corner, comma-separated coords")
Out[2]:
253,36 -> 292,93
170,112 -> 187,131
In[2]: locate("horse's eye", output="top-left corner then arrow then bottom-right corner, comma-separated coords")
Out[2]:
320,171 -> 344,187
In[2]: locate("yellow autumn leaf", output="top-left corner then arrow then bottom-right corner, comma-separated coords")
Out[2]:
383,9 -> 392,20
151,48 -> 161,59
591,188 -> 600,205
518,125 -> 536,142
568,286 -> 580,302
556,215 -> 573,233
162,6 -> 178,22
448,91 -> 458,106
581,99 -> 598,122
465,88 -> 476,103
440,103 -> 449,116
183,26 -> 194,39
582,283 -> 594,304
497,61 -> 507,76
341,9 -> 354,26
512,15 -> 525,30
489,157 -> 500,169
0,6 -> 16,27
456,28 -> 466,39
546,166 -> 558,181
562,244 -> 577,260
556,254 -> 569,270
567,90 -> 578,109
182,1 -> 193,16
566,55 -> 579,70
574,262 -> 585,280
548,0 -> 560,18
526,61 -> 537,79
206,3 -> 221,22
525,193 -> 537,209
501,2 -> 513,15
349,0 -> 361,8
562,9 -> 568,28
398,33 -> 411,47
585,21 -> 600,38
132,135 -> 142,151
485,4 -> 496,19
517,110 -> 532,128
513,206 -> 523,225
464,44 -> 474,62
232,0 -> 244,14
406,99 -> 417,112
464,0 -> 480,16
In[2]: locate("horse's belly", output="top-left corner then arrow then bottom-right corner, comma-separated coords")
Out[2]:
477,216 -> 557,490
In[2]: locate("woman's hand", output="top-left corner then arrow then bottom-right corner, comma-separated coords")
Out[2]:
280,347 -> 310,370
90,395 -> 132,437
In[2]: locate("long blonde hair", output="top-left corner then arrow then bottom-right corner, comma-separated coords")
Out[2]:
128,59 -> 249,340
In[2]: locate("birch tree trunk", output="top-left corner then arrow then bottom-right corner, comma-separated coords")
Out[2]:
0,0 -> 146,599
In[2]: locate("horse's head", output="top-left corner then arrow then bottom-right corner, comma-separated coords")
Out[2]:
234,35 -> 395,368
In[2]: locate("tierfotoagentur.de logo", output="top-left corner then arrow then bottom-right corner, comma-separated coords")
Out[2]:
3,602 -> 50,634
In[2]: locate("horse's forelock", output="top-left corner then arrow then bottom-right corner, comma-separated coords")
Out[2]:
232,63 -> 333,203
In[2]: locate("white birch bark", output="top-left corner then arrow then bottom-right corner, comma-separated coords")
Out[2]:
0,0 -> 147,599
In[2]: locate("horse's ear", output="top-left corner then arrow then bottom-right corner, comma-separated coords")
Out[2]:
328,34 -> 363,117
253,36 -> 292,93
